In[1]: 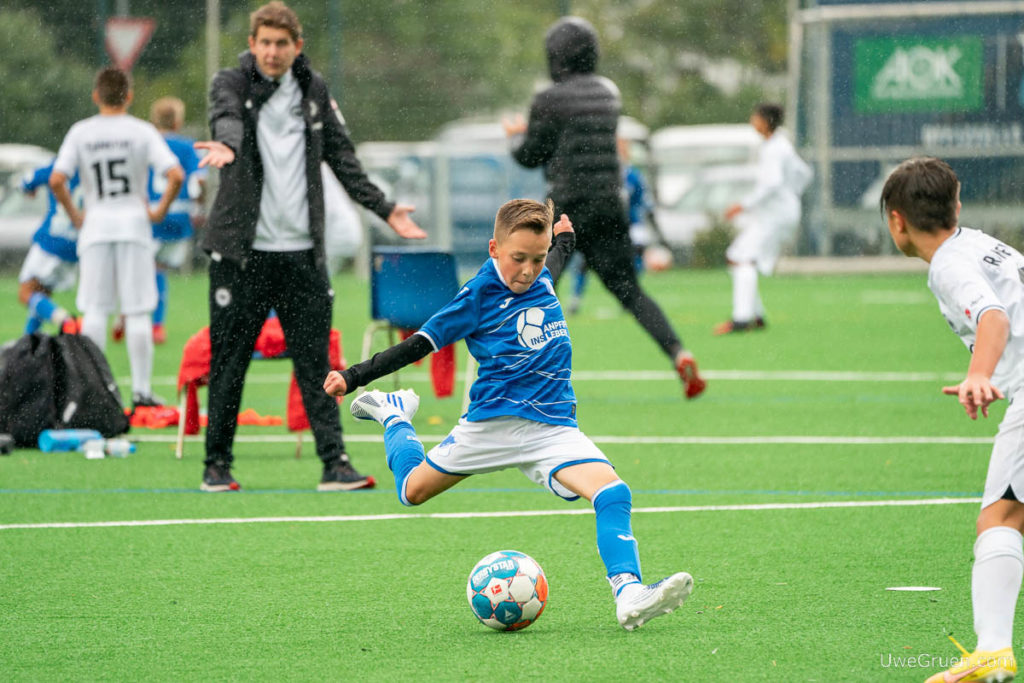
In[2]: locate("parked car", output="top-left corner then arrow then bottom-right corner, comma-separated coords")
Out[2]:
650,124 -> 759,206
654,164 -> 758,252
0,144 -> 54,201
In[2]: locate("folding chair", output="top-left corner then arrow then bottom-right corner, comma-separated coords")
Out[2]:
361,246 -> 463,391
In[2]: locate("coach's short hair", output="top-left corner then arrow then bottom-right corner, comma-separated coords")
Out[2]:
753,103 -> 784,132
493,199 -> 554,242
150,96 -> 184,131
94,67 -> 131,107
250,1 -> 302,42
880,157 -> 960,233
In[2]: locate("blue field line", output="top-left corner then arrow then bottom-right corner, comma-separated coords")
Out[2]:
0,486 -> 982,498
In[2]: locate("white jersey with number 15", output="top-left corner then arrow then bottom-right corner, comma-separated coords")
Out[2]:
53,113 -> 179,250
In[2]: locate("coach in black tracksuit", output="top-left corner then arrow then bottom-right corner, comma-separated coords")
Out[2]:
504,16 -> 706,398
195,3 -> 425,492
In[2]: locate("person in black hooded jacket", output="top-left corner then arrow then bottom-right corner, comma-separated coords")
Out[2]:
193,1 -> 425,493
504,16 -> 706,399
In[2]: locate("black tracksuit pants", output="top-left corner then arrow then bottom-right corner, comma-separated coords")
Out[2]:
555,195 -> 683,359
204,249 -> 344,467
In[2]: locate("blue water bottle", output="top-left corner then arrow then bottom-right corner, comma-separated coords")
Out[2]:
38,429 -> 103,452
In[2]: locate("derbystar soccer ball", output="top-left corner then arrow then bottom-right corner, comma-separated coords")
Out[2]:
515,308 -> 546,350
466,550 -> 548,631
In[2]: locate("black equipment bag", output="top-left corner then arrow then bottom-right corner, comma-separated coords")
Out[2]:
52,333 -> 129,438
0,332 -> 129,447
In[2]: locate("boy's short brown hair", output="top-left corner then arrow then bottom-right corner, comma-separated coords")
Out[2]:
880,157 -> 960,233
250,1 -> 302,42
493,199 -> 554,242
150,96 -> 184,131
94,67 -> 131,107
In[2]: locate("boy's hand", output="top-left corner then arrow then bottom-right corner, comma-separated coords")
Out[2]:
553,213 -> 573,236
323,370 -> 348,397
942,373 -> 1005,419
724,204 -> 743,220
502,114 -> 527,137
69,209 -> 84,229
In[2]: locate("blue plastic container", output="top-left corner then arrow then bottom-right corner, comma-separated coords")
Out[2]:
38,429 -> 103,452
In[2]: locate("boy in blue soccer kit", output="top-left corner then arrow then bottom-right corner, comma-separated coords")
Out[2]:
17,161 -> 81,334
324,199 -> 692,630
882,158 -> 1021,682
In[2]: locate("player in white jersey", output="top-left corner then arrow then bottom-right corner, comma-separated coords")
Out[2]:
883,157 -> 1020,683
50,67 -> 183,409
717,103 -> 812,335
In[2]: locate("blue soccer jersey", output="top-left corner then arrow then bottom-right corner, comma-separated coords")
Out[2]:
21,162 -> 80,263
418,258 -> 577,426
148,133 -> 203,241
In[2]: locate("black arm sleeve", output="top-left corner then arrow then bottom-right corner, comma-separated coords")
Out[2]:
544,231 -> 576,283
340,333 -> 434,394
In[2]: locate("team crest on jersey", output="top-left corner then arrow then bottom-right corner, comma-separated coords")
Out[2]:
516,308 -> 547,350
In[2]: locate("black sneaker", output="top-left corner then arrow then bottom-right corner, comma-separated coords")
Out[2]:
132,392 -> 165,410
201,463 -> 240,492
318,455 -> 375,491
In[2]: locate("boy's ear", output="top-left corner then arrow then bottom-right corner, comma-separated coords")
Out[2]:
488,238 -> 498,258
91,90 -> 100,107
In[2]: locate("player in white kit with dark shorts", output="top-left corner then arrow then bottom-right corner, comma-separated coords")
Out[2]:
50,67 -> 183,409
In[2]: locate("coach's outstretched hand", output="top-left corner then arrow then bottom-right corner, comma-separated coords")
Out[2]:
553,213 -> 573,236
323,370 -> 347,398
195,140 -> 236,169
388,204 -> 427,239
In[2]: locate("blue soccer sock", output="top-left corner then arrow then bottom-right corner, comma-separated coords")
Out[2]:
153,271 -> 168,325
24,313 -> 42,334
383,420 -> 426,507
28,292 -> 58,322
593,480 -> 642,595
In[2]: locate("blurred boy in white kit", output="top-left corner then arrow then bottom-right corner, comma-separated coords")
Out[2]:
50,67 -> 183,409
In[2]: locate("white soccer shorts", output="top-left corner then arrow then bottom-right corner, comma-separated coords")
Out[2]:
18,244 -> 77,292
726,212 -> 798,276
982,393 -> 1024,508
76,241 -> 157,316
425,416 -> 611,501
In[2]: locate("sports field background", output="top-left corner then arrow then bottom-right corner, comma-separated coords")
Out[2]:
0,265 -> 1006,681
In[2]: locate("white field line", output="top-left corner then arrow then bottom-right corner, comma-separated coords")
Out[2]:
131,433 -> 992,446
0,497 -> 981,532
134,369 -> 964,387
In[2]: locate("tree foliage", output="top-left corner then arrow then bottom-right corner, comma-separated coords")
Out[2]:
0,0 -> 788,147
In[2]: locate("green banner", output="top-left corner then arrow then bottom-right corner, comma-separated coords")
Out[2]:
854,36 -> 983,114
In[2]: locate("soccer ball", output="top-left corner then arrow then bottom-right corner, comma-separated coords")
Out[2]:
515,308 -> 547,350
466,550 -> 548,631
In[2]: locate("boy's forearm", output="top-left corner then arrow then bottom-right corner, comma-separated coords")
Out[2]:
154,170 -> 184,220
48,174 -> 75,218
340,334 -> 434,394
968,309 -> 1010,378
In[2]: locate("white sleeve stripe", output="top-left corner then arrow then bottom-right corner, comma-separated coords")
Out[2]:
414,330 -> 440,353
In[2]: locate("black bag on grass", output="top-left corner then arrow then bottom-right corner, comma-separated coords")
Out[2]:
0,332 -> 129,447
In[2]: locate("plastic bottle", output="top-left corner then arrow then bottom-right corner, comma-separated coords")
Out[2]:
103,439 -> 136,458
38,429 -> 103,452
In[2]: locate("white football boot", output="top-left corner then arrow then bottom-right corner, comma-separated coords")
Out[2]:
616,572 -> 694,631
349,389 -> 420,427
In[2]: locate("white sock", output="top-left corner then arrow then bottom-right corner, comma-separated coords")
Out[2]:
609,572 -> 641,599
80,311 -> 106,352
973,526 -> 1024,651
124,313 -> 153,396
730,263 -> 758,324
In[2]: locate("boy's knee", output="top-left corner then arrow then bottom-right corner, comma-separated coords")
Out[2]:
593,479 -> 631,510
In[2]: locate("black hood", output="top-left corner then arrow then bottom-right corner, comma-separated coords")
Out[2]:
545,16 -> 599,82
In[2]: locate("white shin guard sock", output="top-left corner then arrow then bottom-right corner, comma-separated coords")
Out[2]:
730,263 -> 758,324
80,312 -> 107,352
972,525 -> 1024,651
124,313 -> 154,397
